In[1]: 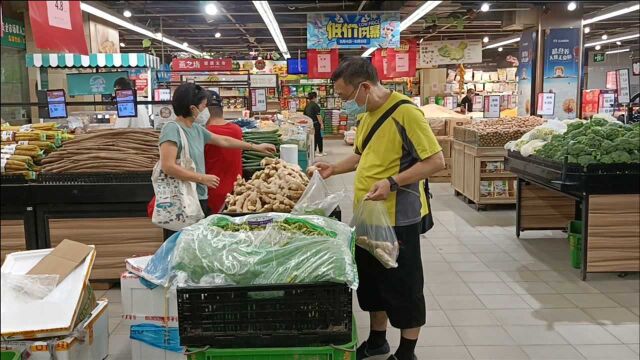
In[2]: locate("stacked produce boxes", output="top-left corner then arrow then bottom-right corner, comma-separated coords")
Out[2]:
422,104 -> 472,183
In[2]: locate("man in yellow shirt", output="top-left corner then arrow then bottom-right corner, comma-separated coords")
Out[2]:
313,58 -> 445,360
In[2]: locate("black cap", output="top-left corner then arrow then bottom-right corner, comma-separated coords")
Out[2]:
207,90 -> 223,108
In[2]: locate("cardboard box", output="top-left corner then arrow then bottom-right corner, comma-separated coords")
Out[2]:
447,118 -> 472,136
120,272 -> 178,327
1,300 -> 109,360
28,239 -> 93,285
437,136 -> 452,158
427,118 -> 447,136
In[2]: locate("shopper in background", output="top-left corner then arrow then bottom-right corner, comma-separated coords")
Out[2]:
303,91 -> 326,156
158,83 -> 275,217
459,88 -> 475,114
112,77 -> 151,128
311,58 -> 445,360
202,90 -> 243,213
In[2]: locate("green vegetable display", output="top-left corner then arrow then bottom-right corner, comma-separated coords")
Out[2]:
167,213 -> 358,288
535,119 -> 640,166
242,130 -> 281,171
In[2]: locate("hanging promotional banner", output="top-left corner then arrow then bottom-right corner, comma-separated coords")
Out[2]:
371,49 -> 393,81
233,60 -> 288,76
386,40 -> 417,78
171,58 -> 233,72
1,17 -> 26,49
28,1 -> 88,54
517,29 -> 537,116
127,68 -> 149,97
542,28 -> 579,120
616,68 -> 630,103
418,39 -> 482,67
307,49 -> 339,79
307,13 -> 400,49
66,71 -> 129,96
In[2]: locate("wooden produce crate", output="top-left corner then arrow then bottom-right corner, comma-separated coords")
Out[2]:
451,140 -> 517,209
0,219 -> 27,264
48,217 -> 164,280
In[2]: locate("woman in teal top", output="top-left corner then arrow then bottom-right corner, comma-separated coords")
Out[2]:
158,83 -> 275,215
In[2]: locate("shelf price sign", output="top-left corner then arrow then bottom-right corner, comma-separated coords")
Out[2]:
251,88 -> 267,112
483,95 -> 501,118
536,92 -> 555,116
599,92 -> 616,116
616,68 -> 630,104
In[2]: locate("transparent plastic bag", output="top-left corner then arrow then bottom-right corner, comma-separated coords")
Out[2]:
142,213 -> 358,289
292,171 -> 344,217
351,199 -> 399,269
0,273 -> 59,304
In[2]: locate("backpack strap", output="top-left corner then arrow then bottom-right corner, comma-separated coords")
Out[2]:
357,99 -> 416,154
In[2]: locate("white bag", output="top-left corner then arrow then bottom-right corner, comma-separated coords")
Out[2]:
151,122 -> 204,231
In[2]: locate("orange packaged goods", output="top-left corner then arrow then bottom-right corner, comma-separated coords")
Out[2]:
338,113 -> 348,134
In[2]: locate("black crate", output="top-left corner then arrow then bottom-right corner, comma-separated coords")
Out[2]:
37,171 -> 152,184
176,282 -> 352,348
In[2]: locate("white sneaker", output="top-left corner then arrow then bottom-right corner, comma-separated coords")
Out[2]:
321,152 -> 328,156
315,152 -> 325,157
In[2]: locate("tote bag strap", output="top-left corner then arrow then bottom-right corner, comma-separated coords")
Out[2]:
165,121 -> 192,163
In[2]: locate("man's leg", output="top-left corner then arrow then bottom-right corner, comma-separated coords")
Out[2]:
355,246 -> 391,359
383,221 -> 426,360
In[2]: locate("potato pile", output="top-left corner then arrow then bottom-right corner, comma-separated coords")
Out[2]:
40,129 -> 159,173
454,116 -> 545,147
225,158 -> 309,213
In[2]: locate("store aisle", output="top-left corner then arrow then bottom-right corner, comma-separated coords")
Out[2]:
104,139 -> 639,360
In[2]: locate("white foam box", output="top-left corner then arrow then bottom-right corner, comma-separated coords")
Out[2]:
131,337 -> 186,360
1,246 -> 96,340
120,272 -> 178,326
2,300 -> 109,360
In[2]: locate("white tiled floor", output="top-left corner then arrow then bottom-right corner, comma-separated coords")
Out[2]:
104,140 -> 640,359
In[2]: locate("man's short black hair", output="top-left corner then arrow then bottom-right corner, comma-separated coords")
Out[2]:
207,90 -> 224,119
172,83 -> 208,117
113,77 -> 133,90
307,91 -> 318,100
467,88 -> 475,94
331,57 -> 379,87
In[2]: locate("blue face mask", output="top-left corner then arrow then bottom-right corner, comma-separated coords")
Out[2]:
342,83 -> 368,117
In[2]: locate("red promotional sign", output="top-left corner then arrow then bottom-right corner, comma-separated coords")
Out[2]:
171,58 -> 233,72
371,49 -> 393,81
28,1 -> 88,54
307,49 -> 339,79
386,40 -> 417,78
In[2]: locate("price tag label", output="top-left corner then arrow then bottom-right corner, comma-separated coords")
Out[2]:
617,69 -> 630,104
536,92 -> 555,116
599,93 -> 616,115
317,54 -> 331,73
483,95 -> 501,118
1,144 -> 17,155
19,124 -> 32,132
1,131 -> 14,142
395,53 -> 409,72
47,1 -> 72,30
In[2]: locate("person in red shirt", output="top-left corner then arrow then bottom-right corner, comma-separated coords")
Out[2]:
203,90 -> 243,213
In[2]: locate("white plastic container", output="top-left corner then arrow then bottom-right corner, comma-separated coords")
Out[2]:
2,300 -> 109,360
120,271 -> 178,326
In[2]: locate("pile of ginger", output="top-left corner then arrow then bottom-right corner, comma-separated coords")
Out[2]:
225,158 -> 309,213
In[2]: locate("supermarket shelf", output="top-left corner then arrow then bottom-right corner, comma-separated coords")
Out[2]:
480,172 -> 518,179
477,197 -> 517,204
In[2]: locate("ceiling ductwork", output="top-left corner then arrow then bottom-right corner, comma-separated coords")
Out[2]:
501,6 -> 537,31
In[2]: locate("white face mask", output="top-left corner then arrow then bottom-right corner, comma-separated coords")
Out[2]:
195,108 -> 210,125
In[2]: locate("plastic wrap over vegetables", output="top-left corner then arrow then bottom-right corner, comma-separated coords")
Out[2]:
142,213 -> 358,289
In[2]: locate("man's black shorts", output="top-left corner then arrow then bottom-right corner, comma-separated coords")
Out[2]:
355,220 -> 426,329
